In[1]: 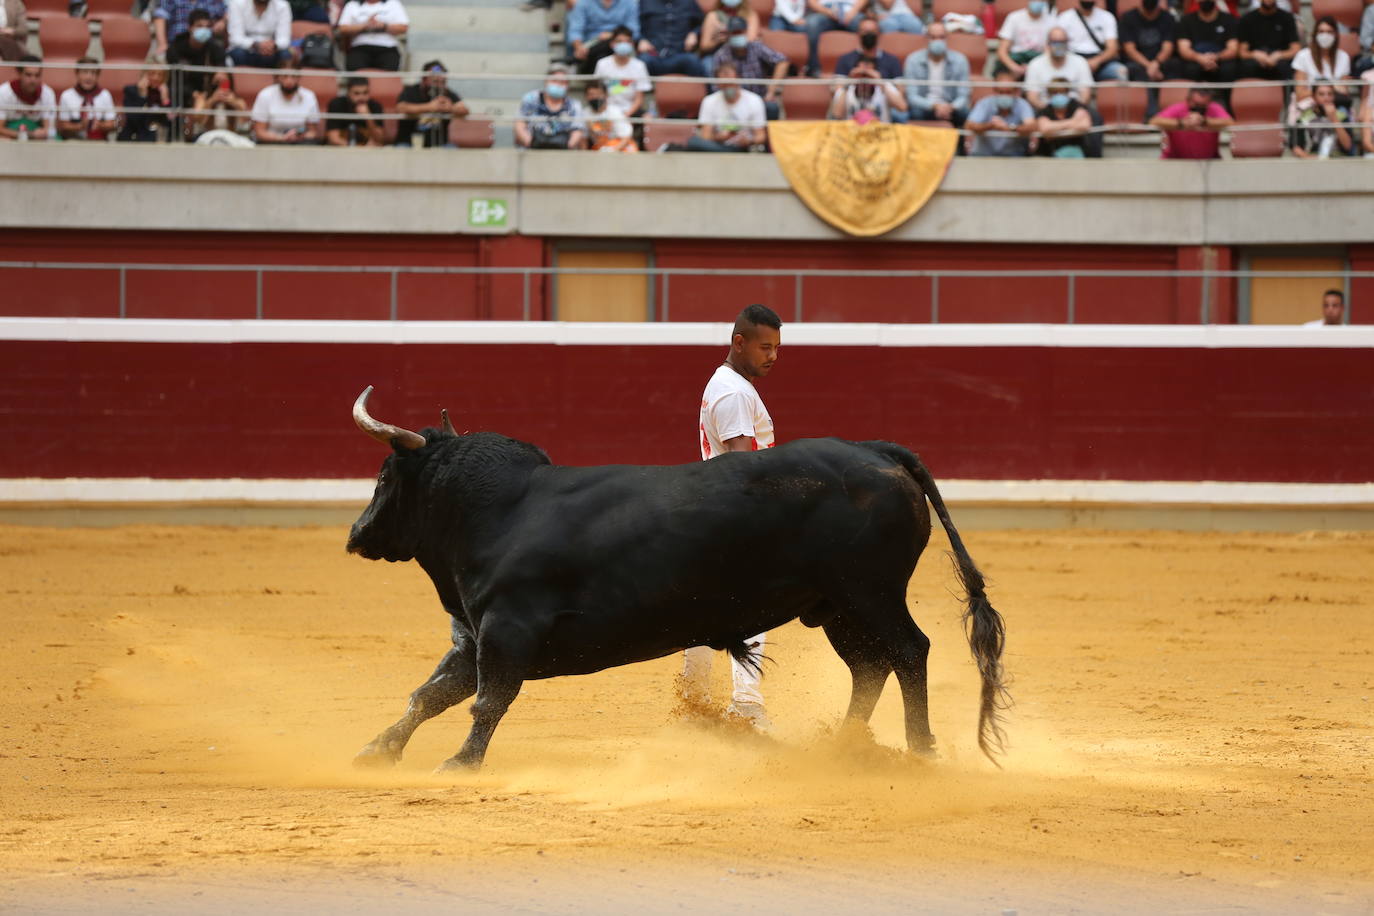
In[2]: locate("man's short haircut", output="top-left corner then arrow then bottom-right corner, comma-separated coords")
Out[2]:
1324,288 -> 1345,302
347,75 -> 369,89
734,304 -> 782,339
18,54 -> 41,67
611,24 -> 633,39
76,55 -> 99,67
188,7 -> 211,24
716,60 -> 738,77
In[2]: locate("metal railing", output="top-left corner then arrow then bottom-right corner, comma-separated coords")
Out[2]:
1,260 -> 1364,323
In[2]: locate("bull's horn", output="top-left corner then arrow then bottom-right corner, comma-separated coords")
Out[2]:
353,386 -> 426,450
440,409 -> 457,436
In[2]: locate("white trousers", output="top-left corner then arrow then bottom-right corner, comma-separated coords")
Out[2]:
680,632 -> 766,708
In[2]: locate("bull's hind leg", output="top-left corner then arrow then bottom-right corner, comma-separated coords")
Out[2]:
822,614 -> 892,726
354,618 -> 477,768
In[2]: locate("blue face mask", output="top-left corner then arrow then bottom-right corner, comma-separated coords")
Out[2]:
995,93 -> 1015,111
1050,92 -> 1069,109
613,40 -> 633,56
1028,0 -> 1046,13
1049,41 -> 1068,56
927,38 -> 946,57
545,82 -> 567,100
192,26 -> 212,43
729,33 -> 748,49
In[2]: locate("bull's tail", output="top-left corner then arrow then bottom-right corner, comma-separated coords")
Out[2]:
726,639 -> 765,678
865,442 -> 1010,764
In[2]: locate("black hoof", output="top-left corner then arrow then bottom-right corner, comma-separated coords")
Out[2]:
352,742 -> 402,769
433,755 -> 481,774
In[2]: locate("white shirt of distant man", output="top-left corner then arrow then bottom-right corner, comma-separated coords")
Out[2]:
337,0 -> 409,49
1056,1 -> 1118,57
252,81 -> 320,135
699,364 -> 775,459
698,86 -> 766,137
59,83 -> 117,140
593,49 -> 651,117
0,78 -> 57,136
1024,45 -> 1094,100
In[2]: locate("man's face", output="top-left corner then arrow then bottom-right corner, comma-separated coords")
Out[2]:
994,76 -> 1019,98
1187,90 -> 1210,110
732,325 -> 780,379
76,67 -> 99,91
585,86 -> 606,109
1322,295 -> 1344,324
423,73 -> 445,92
278,72 -> 300,94
348,83 -> 370,105
858,20 -> 878,40
18,67 -> 40,95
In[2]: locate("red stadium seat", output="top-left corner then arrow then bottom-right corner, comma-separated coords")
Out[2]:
653,77 -> 705,118
878,31 -> 925,63
761,29 -> 807,75
935,0 -> 983,18
39,63 -> 78,96
292,20 -> 333,40
301,71 -> 341,105
39,16 -> 94,59
1229,78 -> 1283,123
1094,83 -> 1146,124
1338,30 -> 1360,61
231,67 -> 278,107
1115,0 -> 1144,16
449,117 -> 494,148
946,31 -> 988,76
817,30 -> 858,75
747,0 -> 774,18
353,69 -> 398,107
25,0 -> 74,19
967,78 -> 995,110
782,80 -> 834,119
991,0 -> 1024,31
85,0 -> 137,18
643,119 -> 697,150
1229,126 -> 1284,157
98,16 -> 152,63
1156,79 -> 1192,113
1312,0 -> 1363,29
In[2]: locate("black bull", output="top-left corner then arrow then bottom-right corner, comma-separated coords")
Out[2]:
346,388 -> 1009,771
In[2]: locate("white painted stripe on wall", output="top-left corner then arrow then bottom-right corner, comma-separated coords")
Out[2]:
3,318 -> 1373,348
3,478 -> 1371,506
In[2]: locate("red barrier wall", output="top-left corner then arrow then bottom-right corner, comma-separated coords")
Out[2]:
3,340 -> 1370,483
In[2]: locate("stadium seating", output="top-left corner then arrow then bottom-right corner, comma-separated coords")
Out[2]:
878,31 -> 925,63
653,77 -> 705,118
24,0 -> 74,20
1229,127 -> 1285,157
1229,78 -> 1284,125
761,29 -> 808,75
817,30 -> 859,74
301,71 -> 341,103
231,68 -> 278,105
1312,0 -> 1363,29
935,0 -> 984,19
1339,31 -> 1360,61
1156,80 -> 1192,113
643,119 -> 696,150
946,31 -> 987,76
747,0 -> 775,18
39,63 -> 78,95
781,80 -> 834,119
39,17 -> 94,59
85,0 -> 137,17
1115,0 -> 1145,16
292,21 -> 333,40
991,0 -> 1023,31
355,70 -> 398,109
98,16 -> 152,63
1094,84 -> 1148,126
450,117 -> 495,148
967,79 -> 995,110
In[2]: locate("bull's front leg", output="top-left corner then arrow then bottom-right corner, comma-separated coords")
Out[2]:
354,620 -> 477,768
435,617 -> 536,772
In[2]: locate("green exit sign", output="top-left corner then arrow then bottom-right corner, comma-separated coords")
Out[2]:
468,198 -> 508,227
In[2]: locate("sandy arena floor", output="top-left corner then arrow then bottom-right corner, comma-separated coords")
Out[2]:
1,521 -> 1371,914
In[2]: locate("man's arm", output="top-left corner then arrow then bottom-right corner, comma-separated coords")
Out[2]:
721,436 -> 754,452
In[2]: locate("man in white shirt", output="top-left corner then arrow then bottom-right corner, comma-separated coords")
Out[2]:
1055,0 -> 1127,80
0,56 -> 57,140
685,60 -> 767,152
1303,289 -> 1346,326
997,0 -> 1054,78
57,57 -> 118,141
593,24 -> 651,118
227,0 -> 292,67
682,304 -> 782,732
250,70 -> 321,143
337,0 -> 410,72
1024,27 -> 1094,107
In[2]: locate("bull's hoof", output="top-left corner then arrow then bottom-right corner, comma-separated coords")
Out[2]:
433,755 -> 481,774
352,742 -> 402,769
909,740 -> 939,760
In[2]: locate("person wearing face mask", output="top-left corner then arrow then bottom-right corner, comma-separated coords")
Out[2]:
829,56 -> 907,122
1023,25 -> 1093,109
836,15 -> 903,80
167,8 -> 228,112
1236,0 -> 1299,81
683,60 -> 766,151
901,21 -> 971,127
1176,0 -> 1239,87
56,58 -> 118,141
1054,0 -> 1126,81
516,64 -> 588,149
1291,16 -> 1347,105
803,0 -> 868,77
249,68 -> 321,143
1035,77 -> 1092,158
965,69 -> 1038,156
1119,0 -> 1179,91
996,0 -> 1053,79
595,25 -> 653,121
709,17 -> 788,119
566,0 -> 639,76
700,0 -> 761,70
153,0 -> 228,61
583,81 -> 639,150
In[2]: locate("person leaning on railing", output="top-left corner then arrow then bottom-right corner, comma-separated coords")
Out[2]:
1034,76 -> 1091,159
396,60 -> 467,148
1147,84 -> 1232,159
965,69 -> 1037,157
325,75 -> 385,147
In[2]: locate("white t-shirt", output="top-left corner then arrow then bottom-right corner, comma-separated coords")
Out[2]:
998,8 -> 1054,55
699,363 -> 774,460
772,0 -> 804,23
1055,6 -> 1117,56
1292,47 -> 1350,84
0,82 -> 57,134
228,0 -> 292,50
594,54 -> 652,116
58,87 -> 116,131
1302,318 -> 1337,327
337,0 -> 409,49
1024,51 -> 1095,101
251,83 -> 321,132
698,88 -> 767,134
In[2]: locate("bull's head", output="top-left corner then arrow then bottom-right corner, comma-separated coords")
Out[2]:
346,386 -> 444,563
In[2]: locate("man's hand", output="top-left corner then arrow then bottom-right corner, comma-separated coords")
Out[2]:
933,101 -> 953,120
685,31 -> 698,51
988,114 -> 1008,130
1009,61 -> 1026,77
637,38 -> 655,54
597,30 -> 611,41
432,95 -> 453,113
573,43 -> 589,60
1199,52 -> 1217,70
1146,60 -> 1162,80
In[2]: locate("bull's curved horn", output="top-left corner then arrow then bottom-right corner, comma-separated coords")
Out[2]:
440,409 -> 457,436
353,386 -> 426,450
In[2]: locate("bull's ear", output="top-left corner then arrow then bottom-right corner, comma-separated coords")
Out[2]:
441,409 -> 457,436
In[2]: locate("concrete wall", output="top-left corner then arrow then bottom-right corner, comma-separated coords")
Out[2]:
4,145 -> 1374,244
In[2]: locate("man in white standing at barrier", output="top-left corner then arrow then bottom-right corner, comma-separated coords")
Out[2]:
680,303 -> 782,732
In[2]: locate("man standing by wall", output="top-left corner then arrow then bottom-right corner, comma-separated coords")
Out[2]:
680,304 -> 782,732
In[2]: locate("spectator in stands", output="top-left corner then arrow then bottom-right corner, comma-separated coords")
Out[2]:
1119,0 -> 1178,86
396,61 -> 468,148
1237,0 -> 1298,82
803,0 -> 866,77
1293,17 -> 1350,106
1290,80 -> 1353,158
250,67 -> 321,143
1176,0 -> 1238,86
965,68 -> 1037,156
638,0 -> 706,77
1034,76 -> 1091,157
1023,26 -> 1092,109
1357,5 -> 1374,78
1303,290 -> 1345,326
0,0 -> 32,62
701,0 -> 761,71
0,56 -> 55,140
996,0 -> 1052,79
516,64 -> 587,149
584,80 -> 639,150
57,58 -> 118,141
1055,0 -> 1125,81
167,8 -> 228,109
154,0 -> 227,60
117,65 -> 173,141
685,60 -> 765,150
711,16 -> 787,118
872,0 -> 922,35
289,0 -> 329,23
902,23 -> 969,126
187,68 -> 250,139
830,55 -> 907,121
337,0 -> 409,71
325,75 -> 385,146
837,15 -> 902,79
228,0 -> 292,67
768,0 -> 806,34
1147,84 -> 1232,158
568,0 -> 639,75
596,25 -> 651,120
1362,82 -> 1374,154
